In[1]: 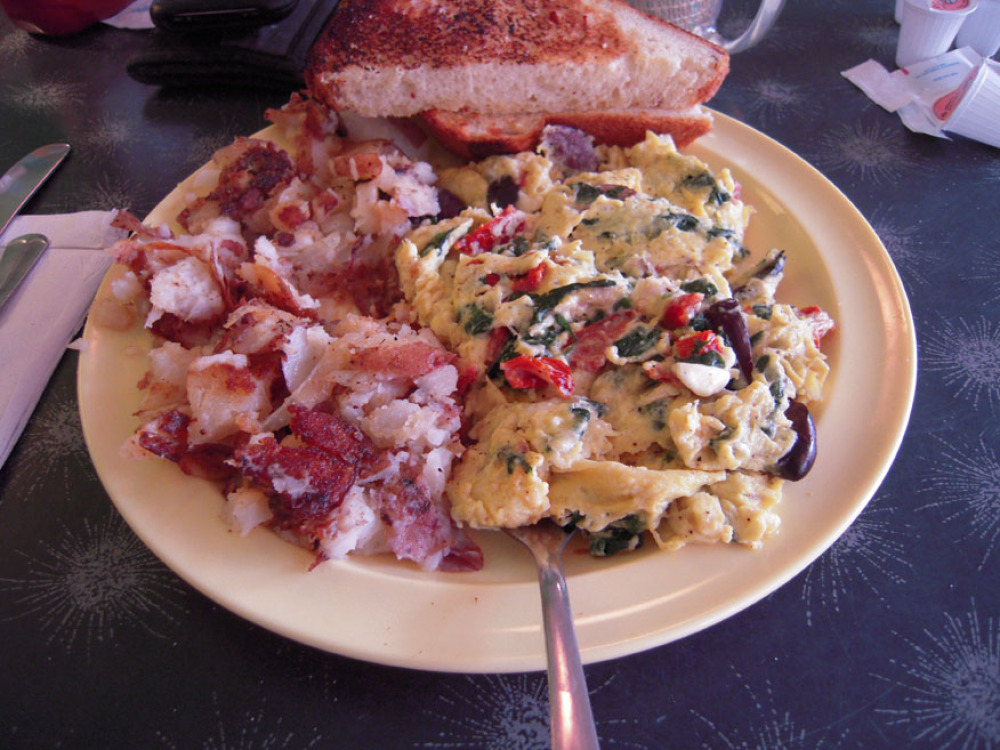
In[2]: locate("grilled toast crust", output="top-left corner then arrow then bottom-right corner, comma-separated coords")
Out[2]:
419,108 -> 714,160
306,0 -> 728,118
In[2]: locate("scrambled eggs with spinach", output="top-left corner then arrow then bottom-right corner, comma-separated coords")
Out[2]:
396,131 -> 833,556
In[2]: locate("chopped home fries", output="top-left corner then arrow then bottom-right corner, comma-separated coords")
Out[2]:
102,96 -> 833,571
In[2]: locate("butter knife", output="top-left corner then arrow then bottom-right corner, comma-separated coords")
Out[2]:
0,143 -> 71,238
0,234 -> 49,313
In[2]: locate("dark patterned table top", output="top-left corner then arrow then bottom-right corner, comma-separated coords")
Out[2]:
1,1 -> 998,748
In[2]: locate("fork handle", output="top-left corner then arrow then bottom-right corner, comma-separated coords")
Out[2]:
538,558 -> 601,750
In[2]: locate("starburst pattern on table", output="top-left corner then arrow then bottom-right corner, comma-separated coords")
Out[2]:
974,155 -> 1000,185
874,601 -> 1000,750
419,671 -> 640,749
3,385 -> 96,499
1,77 -> 84,113
810,121 -> 920,185
869,209 -> 930,289
921,315 -> 1000,417
0,513 -> 188,657
157,697 -> 323,750
76,113 -> 136,164
740,79 -> 819,128
718,16 -> 809,53
183,128 -> 245,169
969,243 -> 1000,305
420,674 -> 550,750
919,432 -> 1000,571
77,173 -> 139,212
690,670 -> 857,749
799,495 -> 913,627
0,26 -> 31,61
854,18 -> 899,57
271,640 -> 339,702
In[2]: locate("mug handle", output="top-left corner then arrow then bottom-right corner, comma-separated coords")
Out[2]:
711,0 -> 786,53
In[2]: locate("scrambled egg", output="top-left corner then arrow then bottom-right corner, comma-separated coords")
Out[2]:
396,132 -> 832,555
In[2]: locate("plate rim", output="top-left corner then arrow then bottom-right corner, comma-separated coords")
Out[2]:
78,109 -> 917,673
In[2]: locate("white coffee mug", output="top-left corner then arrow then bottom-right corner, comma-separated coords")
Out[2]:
627,0 -> 786,52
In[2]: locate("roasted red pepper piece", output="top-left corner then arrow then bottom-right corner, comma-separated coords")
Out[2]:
500,354 -> 574,396
660,292 -> 703,329
454,205 -> 525,256
673,330 -> 725,360
798,305 -> 836,347
510,263 -> 546,293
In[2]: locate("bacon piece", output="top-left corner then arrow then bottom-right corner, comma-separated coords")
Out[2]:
439,530 -> 485,572
136,410 -> 191,462
375,466 -> 455,566
178,139 -> 296,233
288,404 -> 377,475
351,339 -> 455,378
211,138 -> 296,221
236,435 -> 358,531
346,248 -> 402,319
568,311 -> 636,372
233,407 -> 378,533
134,411 -> 236,481
177,445 -> 236,481
332,151 -> 383,181
112,209 -> 172,240
150,313 -> 218,348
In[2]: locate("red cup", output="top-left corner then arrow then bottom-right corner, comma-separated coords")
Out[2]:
0,0 -> 133,35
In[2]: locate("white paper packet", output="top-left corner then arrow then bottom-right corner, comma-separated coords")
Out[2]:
842,47 -> 990,140
102,1 -> 154,30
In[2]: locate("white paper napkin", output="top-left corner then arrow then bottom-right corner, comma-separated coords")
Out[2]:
0,211 -> 127,469
102,1 -> 154,30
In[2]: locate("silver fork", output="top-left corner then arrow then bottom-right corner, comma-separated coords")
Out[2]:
505,522 -> 601,750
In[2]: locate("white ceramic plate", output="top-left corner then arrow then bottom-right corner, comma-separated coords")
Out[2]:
78,111 -> 916,673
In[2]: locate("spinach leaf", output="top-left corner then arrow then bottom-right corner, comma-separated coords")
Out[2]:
574,183 -> 636,206
528,279 -> 617,324
682,172 -> 731,205
681,279 -> 718,296
678,350 -> 725,367
497,447 -> 533,475
613,325 -> 662,358
461,304 -> 494,335
588,515 -> 645,556
419,226 -> 459,257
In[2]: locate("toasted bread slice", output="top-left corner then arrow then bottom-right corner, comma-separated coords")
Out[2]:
419,107 -> 714,159
306,0 -> 729,118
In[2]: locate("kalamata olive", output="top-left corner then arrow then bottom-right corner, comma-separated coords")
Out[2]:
486,176 -> 519,209
705,298 -> 753,381
539,124 -> 600,173
772,400 -> 817,480
436,188 -> 466,219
